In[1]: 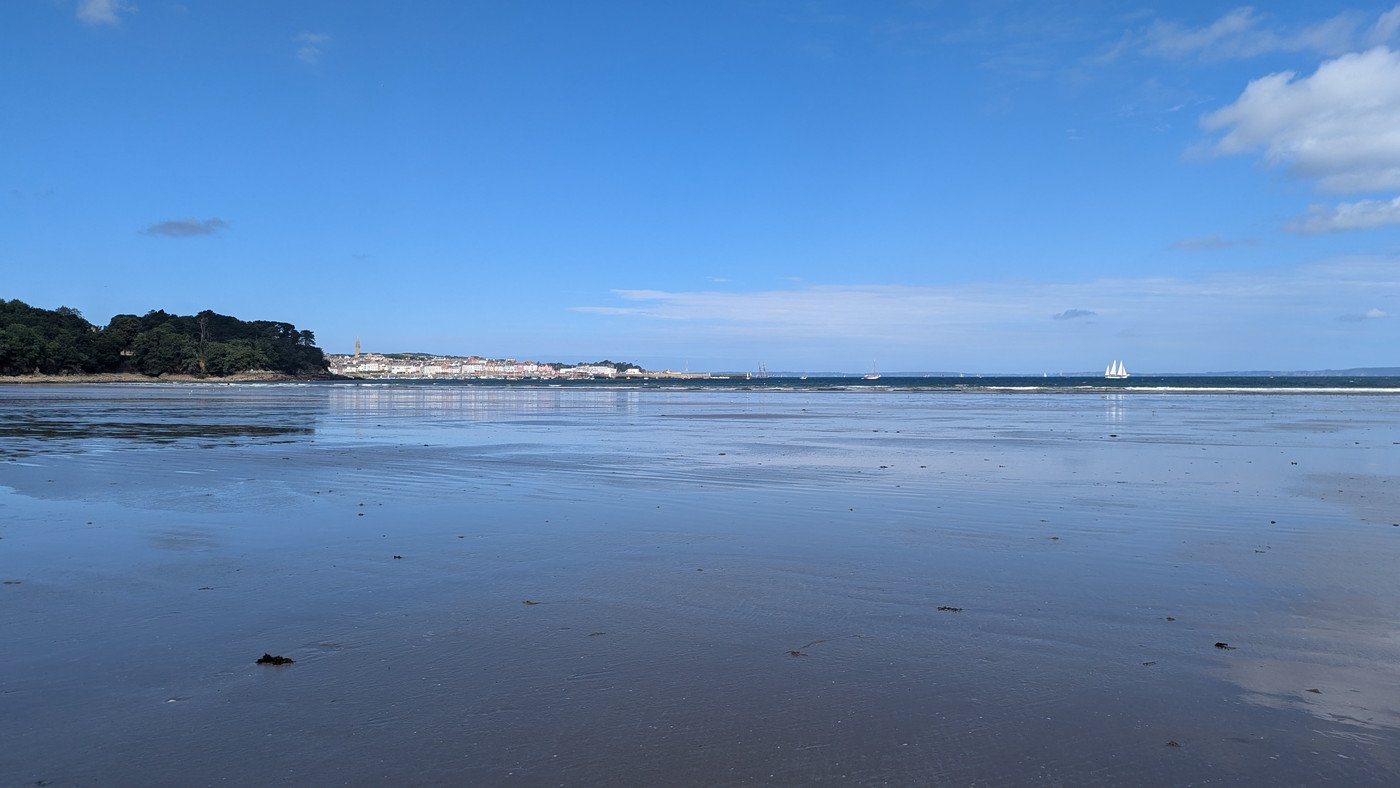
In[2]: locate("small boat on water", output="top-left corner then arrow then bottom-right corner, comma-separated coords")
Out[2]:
1104,360 -> 1129,379
863,361 -> 881,380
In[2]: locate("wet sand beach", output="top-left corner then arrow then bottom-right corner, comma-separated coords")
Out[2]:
2,384 -> 1399,785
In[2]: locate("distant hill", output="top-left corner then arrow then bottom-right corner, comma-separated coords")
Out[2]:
0,299 -> 328,378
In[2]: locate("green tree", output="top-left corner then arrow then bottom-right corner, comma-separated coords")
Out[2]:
1,300 -> 330,377
203,339 -> 271,375
42,330 -> 92,373
0,324 -> 45,373
94,314 -> 143,371
132,324 -> 198,375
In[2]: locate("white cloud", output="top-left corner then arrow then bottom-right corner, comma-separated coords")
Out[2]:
296,33 -> 330,64
1203,46 -> 1400,194
1194,9 -> 1400,234
1370,5 -> 1400,44
574,261 -> 1397,334
77,0 -> 135,25
1285,197 -> 1400,234
568,260 -> 1400,369
1143,7 -> 1358,61
1339,307 -> 1392,321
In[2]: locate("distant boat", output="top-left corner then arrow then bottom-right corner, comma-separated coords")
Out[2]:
863,361 -> 881,380
1105,360 -> 1129,379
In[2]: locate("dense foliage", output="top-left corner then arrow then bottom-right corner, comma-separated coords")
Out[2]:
0,300 -> 328,377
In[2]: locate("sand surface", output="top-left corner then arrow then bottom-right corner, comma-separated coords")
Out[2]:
2,384 -> 1399,785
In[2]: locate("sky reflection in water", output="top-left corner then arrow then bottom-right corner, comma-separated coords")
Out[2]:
1,383 -> 1398,785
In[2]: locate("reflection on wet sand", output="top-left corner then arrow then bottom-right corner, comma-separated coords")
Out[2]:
0,386 -> 322,457
1,384 -> 1398,785
0,419 -> 311,449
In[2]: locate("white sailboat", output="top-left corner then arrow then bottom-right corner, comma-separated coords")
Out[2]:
863,361 -> 881,380
1104,360 -> 1128,379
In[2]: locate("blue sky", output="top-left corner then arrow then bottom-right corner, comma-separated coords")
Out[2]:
3,1 -> 1399,372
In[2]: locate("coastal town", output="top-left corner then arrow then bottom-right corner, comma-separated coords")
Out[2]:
327,339 -> 716,380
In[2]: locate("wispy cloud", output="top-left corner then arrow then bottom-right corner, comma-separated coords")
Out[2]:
77,0 -> 135,26
1052,309 -> 1096,320
574,260 -> 1397,338
1141,7 -> 1361,61
576,285 -> 1015,331
1096,5 -> 1400,64
567,258 -> 1400,369
1338,307 -> 1391,321
296,33 -> 330,64
10,188 -> 55,201
1285,197 -> 1400,234
141,218 -> 228,237
1169,235 -> 1262,250
1371,6 -> 1400,44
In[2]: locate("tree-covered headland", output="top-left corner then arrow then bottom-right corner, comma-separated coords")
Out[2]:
0,299 -> 328,377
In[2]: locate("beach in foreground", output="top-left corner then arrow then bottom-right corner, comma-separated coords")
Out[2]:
2,383 -> 1398,785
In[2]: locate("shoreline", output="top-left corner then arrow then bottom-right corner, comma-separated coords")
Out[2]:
0,371 -> 346,385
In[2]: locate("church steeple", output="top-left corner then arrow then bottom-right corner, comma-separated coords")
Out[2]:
354,335 -> 361,357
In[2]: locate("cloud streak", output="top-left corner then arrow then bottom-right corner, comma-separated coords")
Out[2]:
1338,307 -> 1391,321
1139,7 -> 1366,61
1284,197 -> 1400,234
1052,309 -> 1096,320
77,0 -> 135,25
141,218 -> 228,237
1371,6 -> 1400,44
296,33 -> 330,64
570,259 -> 1400,369
1169,235 -> 1262,251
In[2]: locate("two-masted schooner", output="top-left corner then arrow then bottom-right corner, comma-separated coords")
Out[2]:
1104,360 -> 1129,379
